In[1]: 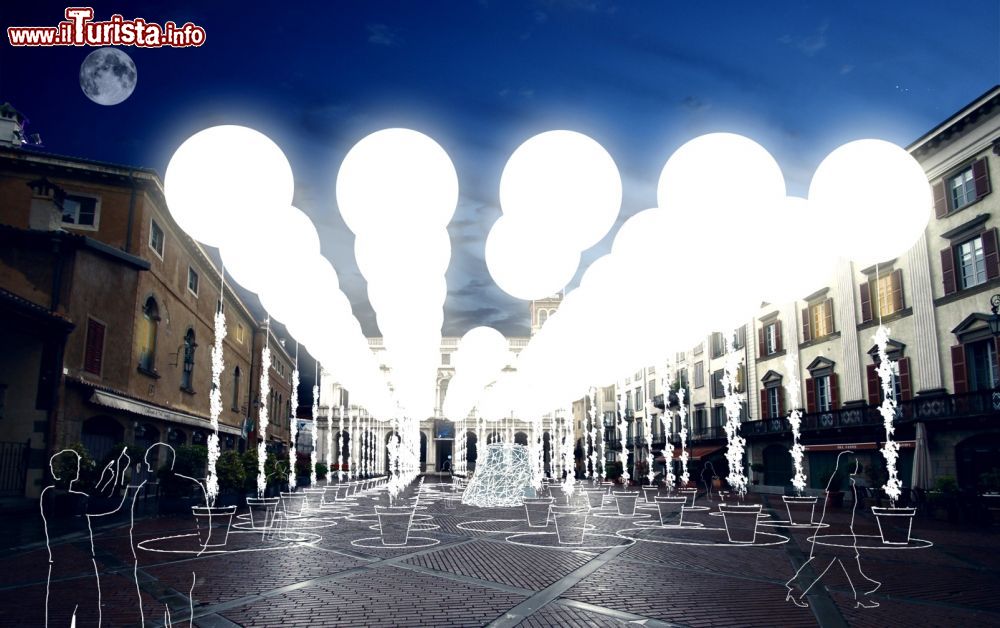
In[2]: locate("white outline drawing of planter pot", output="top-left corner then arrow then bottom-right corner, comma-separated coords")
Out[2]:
301,487 -> 326,511
872,506 -> 917,545
551,505 -> 588,545
246,497 -> 279,530
280,491 -> 306,518
654,496 -> 687,527
192,505 -> 237,547
613,491 -> 639,516
677,487 -> 698,507
783,495 -> 819,526
376,504 -> 416,546
582,488 -> 606,510
549,485 -> 567,505
523,496 -> 553,527
641,485 -> 659,503
720,503 -> 761,544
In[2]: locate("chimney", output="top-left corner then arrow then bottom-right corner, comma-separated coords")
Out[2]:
27,177 -> 66,232
0,103 -> 27,148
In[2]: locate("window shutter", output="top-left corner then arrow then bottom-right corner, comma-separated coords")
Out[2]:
899,357 -> 912,401
951,345 -> 968,394
777,389 -> 785,416
860,281 -> 873,323
758,327 -> 766,358
823,299 -> 835,334
973,157 -> 991,200
84,319 -> 105,375
983,228 -> 1000,280
891,269 -> 904,313
866,364 -> 880,406
775,320 -> 783,353
806,377 -> 816,413
801,308 -> 811,342
829,373 -> 840,410
760,389 -> 769,419
941,247 -> 957,295
932,180 -> 948,218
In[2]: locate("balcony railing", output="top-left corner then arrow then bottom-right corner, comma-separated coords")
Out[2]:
742,388 -> 1000,437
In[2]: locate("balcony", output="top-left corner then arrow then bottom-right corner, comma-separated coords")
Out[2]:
742,388 -> 1000,437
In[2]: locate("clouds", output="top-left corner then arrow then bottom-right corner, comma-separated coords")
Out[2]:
779,19 -> 830,57
367,23 -> 400,47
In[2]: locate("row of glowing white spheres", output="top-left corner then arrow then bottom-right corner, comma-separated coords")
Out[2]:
336,129 -> 458,420
494,132 -> 931,416
441,326 -> 514,422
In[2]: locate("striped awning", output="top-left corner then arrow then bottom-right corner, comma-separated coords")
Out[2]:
89,389 -> 243,436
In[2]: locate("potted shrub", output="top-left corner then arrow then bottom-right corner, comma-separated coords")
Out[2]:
551,505 -> 588,545
215,450 -> 246,507
582,488 -> 606,510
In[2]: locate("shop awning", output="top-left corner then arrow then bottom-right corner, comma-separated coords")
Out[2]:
657,445 -> 724,462
803,440 -> 914,452
89,390 -> 242,436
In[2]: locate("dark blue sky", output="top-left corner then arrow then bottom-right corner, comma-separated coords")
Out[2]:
4,1 -> 999,338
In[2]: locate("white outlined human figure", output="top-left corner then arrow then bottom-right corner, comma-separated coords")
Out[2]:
785,450 -> 881,609
700,461 -> 718,501
130,443 -> 201,626
41,447 -> 130,627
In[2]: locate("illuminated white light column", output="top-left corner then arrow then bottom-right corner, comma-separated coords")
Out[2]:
616,389 -> 629,485
643,400 -> 654,484
661,368 -> 675,490
875,326 -> 903,505
588,387 -> 597,480
256,329 -> 271,497
338,404 -> 345,481
206,297 -> 227,505
325,402 -> 333,485
288,346 -> 299,490
310,380 -> 319,486
722,334 -> 747,498
784,355 -> 807,494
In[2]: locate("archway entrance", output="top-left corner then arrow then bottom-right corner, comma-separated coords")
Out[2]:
956,432 -> 1000,490
763,443 -> 793,486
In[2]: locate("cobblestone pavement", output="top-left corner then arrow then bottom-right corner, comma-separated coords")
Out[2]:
2,480 -> 999,627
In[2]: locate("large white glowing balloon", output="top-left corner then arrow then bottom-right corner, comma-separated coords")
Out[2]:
165,125 -> 294,248
223,205 -> 321,294
336,128 -> 459,236
499,130 -> 622,251
485,215 -> 580,300
808,139 -> 931,265
354,229 -> 451,282
759,196 -> 837,303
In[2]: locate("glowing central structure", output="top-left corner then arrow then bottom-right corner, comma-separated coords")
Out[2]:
462,444 -> 532,507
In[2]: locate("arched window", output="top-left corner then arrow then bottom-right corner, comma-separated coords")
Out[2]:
181,328 -> 196,391
232,366 -> 242,411
139,297 -> 159,372
538,309 -> 548,326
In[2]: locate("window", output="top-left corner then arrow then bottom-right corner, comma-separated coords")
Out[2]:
138,297 -> 159,373
935,158 -> 990,217
966,339 -> 999,392
710,332 -> 726,358
693,404 -> 707,433
861,270 -> 904,322
958,236 -> 987,289
60,193 -> 99,230
634,370 -> 642,382
950,168 -> 976,210
648,379 -> 656,398
441,352 -> 451,365
538,310 -> 548,326
760,320 -> 782,356
694,361 -> 705,388
815,375 -> 831,412
711,405 -> 726,426
187,267 -> 200,296
767,387 -> 781,419
236,323 -> 246,344
181,328 -> 196,391
711,369 -> 725,399
693,343 -> 703,356
232,366 -> 242,411
83,318 -> 106,376
733,326 -> 746,350
802,299 -> 834,341
634,388 -> 643,411
149,219 -> 164,258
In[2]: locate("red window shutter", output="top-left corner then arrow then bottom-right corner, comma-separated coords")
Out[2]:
823,299 -> 835,334
801,308 -> 811,342
891,269 -> 904,313
899,357 -> 912,401
932,180 -> 948,218
829,373 -> 840,410
760,389 -> 769,419
941,247 -> 957,295
951,345 -> 968,394
973,157 -> 991,200
860,281 -> 873,323
866,364 -> 880,406
758,327 -> 766,358
84,319 -> 105,375
983,228 -> 1000,280
775,320 -> 783,353
806,377 -> 816,413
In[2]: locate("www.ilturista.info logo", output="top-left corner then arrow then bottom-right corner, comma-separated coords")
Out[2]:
7,7 -> 206,48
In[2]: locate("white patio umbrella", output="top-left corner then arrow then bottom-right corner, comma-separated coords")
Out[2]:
911,422 -> 933,491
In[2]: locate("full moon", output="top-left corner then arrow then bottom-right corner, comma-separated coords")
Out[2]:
79,47 -> 137,106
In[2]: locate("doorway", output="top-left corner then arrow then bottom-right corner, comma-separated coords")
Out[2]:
436,439 -> 453,473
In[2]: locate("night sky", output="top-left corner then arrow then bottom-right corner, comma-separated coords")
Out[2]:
4,1 -> 999,343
